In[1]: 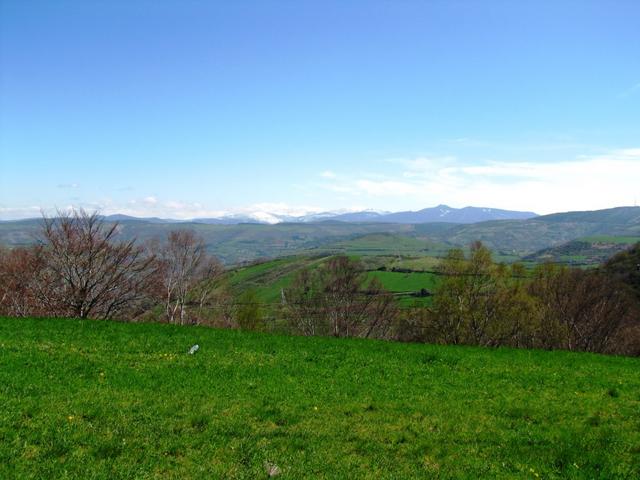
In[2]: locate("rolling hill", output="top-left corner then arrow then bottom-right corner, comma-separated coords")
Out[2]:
220,253 -> 441,308
524,236 -> 640,265
427,207 -> 640,258
1,206 -> 638,265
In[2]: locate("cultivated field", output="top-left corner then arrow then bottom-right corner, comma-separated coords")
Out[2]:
222,254 -> 441,307
2,317 -> 639,479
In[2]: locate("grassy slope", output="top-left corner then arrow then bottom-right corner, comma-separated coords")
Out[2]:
367,271 -> 439,292
367,271 -> 439,306
225,256 -> 327,304
223,255 -> 442,307
524,237 -> 640,266
429,207 -> 640,258
0,221 -> 421,265
322,233 -> 451,258
1,317 -> 639,479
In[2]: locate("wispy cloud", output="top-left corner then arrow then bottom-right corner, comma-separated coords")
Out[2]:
317,148 -> 640,214
354,180 -> 420,196
320,170 -> 337,179
618,82 -> 640,98
57,183 -> 79,189
0,198 -> 333,223
0,206 -> 43,220
3,149 -> 639,220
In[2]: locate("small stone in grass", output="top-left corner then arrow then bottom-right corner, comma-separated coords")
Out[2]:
264,461 -> 281,477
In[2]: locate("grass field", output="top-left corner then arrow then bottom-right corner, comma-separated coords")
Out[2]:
367,271 -> 439,292
580,235 -> 640,245
323,233 -> 451,258
225,256 -> 325,304
2,317 -> 639,479
367,270 -> 440,306
222,255 -> 443,307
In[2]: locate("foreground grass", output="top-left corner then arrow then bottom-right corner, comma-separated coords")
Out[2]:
1,317 -> 639,479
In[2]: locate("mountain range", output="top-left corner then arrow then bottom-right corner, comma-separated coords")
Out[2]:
1,205 -> 638,265
100,204 -> 538,225
328,205 -> 537,224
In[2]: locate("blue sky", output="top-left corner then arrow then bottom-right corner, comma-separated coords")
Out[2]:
1,0 -> 639,220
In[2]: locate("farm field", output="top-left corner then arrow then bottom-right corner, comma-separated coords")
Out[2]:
367,270 -> 439,306
222,255 -> 442,307
367,271 -> 439,292
225,256 -> 326,304
321,233 -> 451,258
1,317 -> 639,479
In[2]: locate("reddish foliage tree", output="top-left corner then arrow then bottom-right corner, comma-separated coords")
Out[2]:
37,210 -> 158,319
0,246 -> 47,317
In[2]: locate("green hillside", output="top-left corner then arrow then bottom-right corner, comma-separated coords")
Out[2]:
225,256 -> 327,303
367,270 -> 439,306
537,206 -> 640,225
367,270 -> 438,292
432,217 -> 640,258
2,207 -> 639,264
221,254 -> 442,307
320,233 -> 451,257
525,236 -> 640,265
0,220 -> 421,265
2,317 -> 639,479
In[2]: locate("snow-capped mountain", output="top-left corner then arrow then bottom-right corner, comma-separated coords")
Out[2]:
369,205 -> 538,224
188,205 -> 537,225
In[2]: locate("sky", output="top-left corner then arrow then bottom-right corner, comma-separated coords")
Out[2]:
1,0 -> 639,220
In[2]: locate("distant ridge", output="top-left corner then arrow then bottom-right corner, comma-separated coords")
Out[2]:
1,206 -> 638,264
0,205 -> 539,225
534,206 -> 640,224
343,205 -> 538,224
12,207 -> 640,227
192,204 -> 538,225
103,214 -> 175,224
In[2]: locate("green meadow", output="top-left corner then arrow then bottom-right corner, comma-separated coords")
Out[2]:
221,255 -> 442,307
2,317 -> 639,479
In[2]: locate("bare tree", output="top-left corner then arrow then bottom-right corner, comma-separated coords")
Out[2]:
359,277 -> 398,339
160,230 -> 219,325
430,243 -> 538,347
0,246 -> 47,317
37,209 -> 157,319
209,284 -> 237,328
285,256 -> 398,338
319,256 -> 366,337
194,257 -> 225,311
284,267 -> 325,336
529,264 -> 636,353
430,245 -> 494,345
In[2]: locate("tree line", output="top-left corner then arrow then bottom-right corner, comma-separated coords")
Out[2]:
397,242 -> 640,356
1,210 -> 638,356
0,210 -> 222,323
